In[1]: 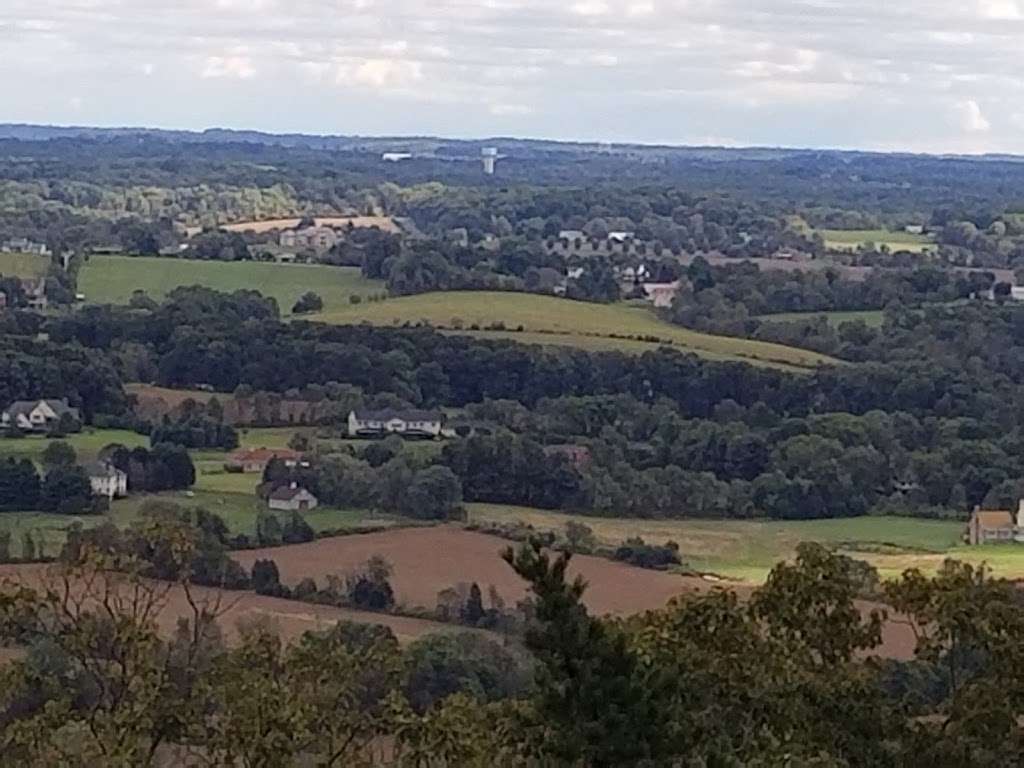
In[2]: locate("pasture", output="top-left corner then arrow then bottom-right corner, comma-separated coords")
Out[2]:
0,252 -> 49,278
819,228 -> 936,254
313,291 -> 839,371
0,429 -> 148,463
465,504 -> 982,582
78,256 -> 383,314
0,491 -> 393,559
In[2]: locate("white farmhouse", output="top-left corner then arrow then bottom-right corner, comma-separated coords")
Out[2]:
1,399 -> 80,433
347,409 -> 444,439
86,461 -> 128,500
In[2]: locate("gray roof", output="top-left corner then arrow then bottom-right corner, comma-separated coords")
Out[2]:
269,485 -> 316,502
353,409 -> 443,423
84,461 -> 121,478
4,399 -> 79,420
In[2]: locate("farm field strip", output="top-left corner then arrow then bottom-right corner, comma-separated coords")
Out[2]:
465,504 -> 983,582
0,563 -> 458,644
184,215 -> 398,237
312,291 -> 839,370
79,256 -> 383,313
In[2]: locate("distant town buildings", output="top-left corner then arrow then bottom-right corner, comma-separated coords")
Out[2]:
280,226 -> 338,253
1,238 -> 50,256
642,280 -> 682,308
21,278 -> 48,310
382,152 -> 413,162
482,147 -> 499,175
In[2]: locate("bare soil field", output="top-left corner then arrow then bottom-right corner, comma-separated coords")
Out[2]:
233,527 -> 919,660
0,564 -> 458,645
233,526 -> 705,617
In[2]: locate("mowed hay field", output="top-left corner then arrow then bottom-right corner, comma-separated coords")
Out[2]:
313,291 -> 839,371
0,563 -> 459,644
79,257 -> 383,313
184,216 -> 399,237
0,252 -> 49,278
234,526 -> 705,617
466,504 -> 976,582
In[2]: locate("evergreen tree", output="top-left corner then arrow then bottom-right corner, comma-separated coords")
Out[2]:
460,582 -> 485,626
503,539 -> 668,767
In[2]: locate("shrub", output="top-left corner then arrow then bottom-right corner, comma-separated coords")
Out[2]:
612,537 -> 682,570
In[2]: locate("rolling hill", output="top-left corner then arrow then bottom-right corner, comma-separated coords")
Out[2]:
312,291 -> 840,370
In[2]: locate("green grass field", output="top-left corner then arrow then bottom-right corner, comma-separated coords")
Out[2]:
0,492 -> 393,559
756,310 -> 886,328
464,504 -> 1004,582
0,429 -> 149,463
0,252 -> 49,278
819,229 -> 936,254
313,291 -> 839,371
79,256 -> 383,314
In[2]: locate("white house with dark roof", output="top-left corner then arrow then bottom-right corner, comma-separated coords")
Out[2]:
86,461 -> 128,500
1,399 -> 80,433
268,484 -> 318,512
347,409 -> 444,438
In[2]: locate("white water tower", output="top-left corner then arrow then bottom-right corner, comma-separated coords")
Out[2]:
481,147 -> 498,175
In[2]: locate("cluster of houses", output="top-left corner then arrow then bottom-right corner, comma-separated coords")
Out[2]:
1,238 -> 50,256
557,229 -> 636,244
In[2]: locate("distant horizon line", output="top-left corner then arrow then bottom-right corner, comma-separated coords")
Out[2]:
2,121 -> 1023,162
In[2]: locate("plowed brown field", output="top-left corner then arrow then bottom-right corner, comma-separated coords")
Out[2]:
0,564 -> 459,645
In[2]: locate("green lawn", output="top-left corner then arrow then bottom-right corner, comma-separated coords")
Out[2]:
466,504 -> 985,582
756,310 -> 885,328
0,492 -> 394,559
313,291 -> 839,371
819,229 -> 936,254
0,429 -> 149,463
79,256 -> 384,315
0,252 -> 49,278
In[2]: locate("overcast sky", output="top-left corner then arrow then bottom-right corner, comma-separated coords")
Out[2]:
2,0 -> 1023,153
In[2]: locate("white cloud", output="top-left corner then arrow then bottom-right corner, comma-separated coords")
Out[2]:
571,1 -> 610,16
201,55 -> 256,80
978,0 -> 1022,19
627,2 -> 656,17
957,99 -> 991,132
489,103 -> 532,116
3,0 -> 1024,152
344,58 -> 423,89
